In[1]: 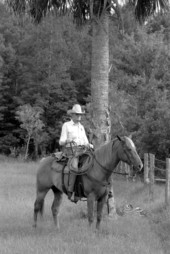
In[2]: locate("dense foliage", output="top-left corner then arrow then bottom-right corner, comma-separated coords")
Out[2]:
109,10 -> 170,159
0,2 -> 170,159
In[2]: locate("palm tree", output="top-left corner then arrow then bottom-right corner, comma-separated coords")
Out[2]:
6,0 -> 169,147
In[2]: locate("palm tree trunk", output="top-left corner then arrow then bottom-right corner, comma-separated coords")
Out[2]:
91,16 -> 116,217
91,13 -> 110,147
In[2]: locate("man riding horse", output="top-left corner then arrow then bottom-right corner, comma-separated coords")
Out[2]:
59,104 -> 116,217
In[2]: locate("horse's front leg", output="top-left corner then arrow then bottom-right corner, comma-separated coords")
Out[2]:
96,194 -> 107,230
87,192 -> 95,227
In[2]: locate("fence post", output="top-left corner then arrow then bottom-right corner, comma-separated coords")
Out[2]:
149,153 -> 155,201
165,158 -> 170,206
144,153 -> 149,183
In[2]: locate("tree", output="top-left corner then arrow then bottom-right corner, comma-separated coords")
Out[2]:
0,7 -> 91,155
16,104 -> 44,159
109,19 -> 170,158
5,0 -> 169,148
0,31 -> 21,154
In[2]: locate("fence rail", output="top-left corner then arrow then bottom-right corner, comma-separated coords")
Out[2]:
144,153 -> 170,206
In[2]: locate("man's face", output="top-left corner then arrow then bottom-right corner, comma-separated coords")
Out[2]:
72,113 -> 81,123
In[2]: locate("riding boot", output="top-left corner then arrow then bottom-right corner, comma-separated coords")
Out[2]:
68,156 -> 78,202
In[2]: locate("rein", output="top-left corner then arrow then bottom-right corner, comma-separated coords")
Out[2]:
85,173 -> 110,187
85,151 -> 129,188
93,154 -> 112,173
94,154 -> 129,176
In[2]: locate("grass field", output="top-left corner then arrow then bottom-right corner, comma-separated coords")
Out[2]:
0,156 -> 170,254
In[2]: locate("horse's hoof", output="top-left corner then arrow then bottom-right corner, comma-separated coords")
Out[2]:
88,222 -> 93,228
32,223 -> 37,228
95,223 -> 101,231
54,223 -> 60,230
55,227 -> 60,232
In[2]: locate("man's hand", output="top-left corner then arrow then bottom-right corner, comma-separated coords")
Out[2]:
66,140 -> 77,146
89,143 -> 94,149
66,139 -> 72,144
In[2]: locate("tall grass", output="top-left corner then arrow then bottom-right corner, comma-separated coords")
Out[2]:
0,156 -> 169,254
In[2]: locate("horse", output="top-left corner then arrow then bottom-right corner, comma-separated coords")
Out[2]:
33,136 -> 143,230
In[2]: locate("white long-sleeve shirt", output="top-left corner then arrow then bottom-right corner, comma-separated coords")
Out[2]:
59,120 -> 89,146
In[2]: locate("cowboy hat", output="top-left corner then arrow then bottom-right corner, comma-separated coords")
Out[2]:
67,104 -> 85,115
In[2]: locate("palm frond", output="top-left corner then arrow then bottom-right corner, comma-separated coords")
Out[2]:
6,0 -> 27,14
133,0 -> 169,22
29,0 -> 49,23
6,0 -> 72,23
32,0 -> 72,20
6,0 -> 114,24
6,0 -> 169,24
73,0 -> 113,25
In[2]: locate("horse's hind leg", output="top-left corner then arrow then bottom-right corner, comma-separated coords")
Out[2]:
33,189 -> 49,228
51,186 -> 63,229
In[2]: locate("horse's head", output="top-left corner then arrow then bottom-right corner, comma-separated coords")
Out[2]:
117,136 -> 143,172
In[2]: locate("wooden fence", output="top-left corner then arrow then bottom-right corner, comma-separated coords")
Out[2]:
144,153 -> 170,206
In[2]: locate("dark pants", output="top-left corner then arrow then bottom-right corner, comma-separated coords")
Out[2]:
68,157 -> 78,193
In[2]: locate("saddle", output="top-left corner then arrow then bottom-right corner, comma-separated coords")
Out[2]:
51,152 -> 69,172
51,148 -> 94,199
51,148 -> 94,173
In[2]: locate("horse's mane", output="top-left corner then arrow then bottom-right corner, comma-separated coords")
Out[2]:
94,138 -> 120,167
95,138 -> 118,153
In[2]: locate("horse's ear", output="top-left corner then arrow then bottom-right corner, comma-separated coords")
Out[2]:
117,135 -> 122,141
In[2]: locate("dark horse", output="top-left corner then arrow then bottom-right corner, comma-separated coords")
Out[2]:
33,136 -> 143,229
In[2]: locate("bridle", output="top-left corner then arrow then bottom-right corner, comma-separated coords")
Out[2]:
121,144 -> 134,167
94,154 -> 129,176
93,138 -> 131,176
85,138 -> 131,188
